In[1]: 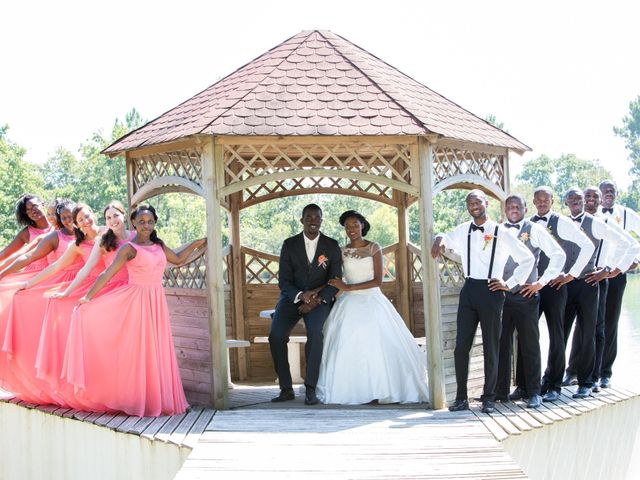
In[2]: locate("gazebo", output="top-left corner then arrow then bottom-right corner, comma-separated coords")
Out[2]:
104,30 -> 529,409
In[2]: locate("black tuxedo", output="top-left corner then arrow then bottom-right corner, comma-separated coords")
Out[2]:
269,232 -> 342,390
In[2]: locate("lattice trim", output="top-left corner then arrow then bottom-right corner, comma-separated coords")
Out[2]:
223,143 -> 413,192
432,146 -> 505,187
382,248 -> 396,281
132,148 -> 203,193
438,251 -> 465,287
409,248 -> 423,283
164,252 -> 207,289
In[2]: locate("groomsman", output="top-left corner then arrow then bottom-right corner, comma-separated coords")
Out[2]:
431,190 -> 534,414
496,194 -> 565,409
521,187 -> 594,403
562,187 -> 636,398
597,180 -> 640,388
564,186 -> 639,390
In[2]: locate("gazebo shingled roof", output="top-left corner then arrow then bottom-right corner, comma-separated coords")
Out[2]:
104,30 -> 529,155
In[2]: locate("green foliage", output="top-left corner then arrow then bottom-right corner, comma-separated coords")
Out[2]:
615,95 -> 640,207
485,114 -> 506,131
516,153 -> 612,199
0,125 -> 45,244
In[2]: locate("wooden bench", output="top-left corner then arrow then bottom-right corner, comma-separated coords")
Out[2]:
226,339 -> 250,389
257,309 -> 307,384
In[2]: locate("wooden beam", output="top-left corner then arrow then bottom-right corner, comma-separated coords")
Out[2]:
416,137 -> 446,409
216,135 -> 419,146
125,152 -> 135,213
229,189 -> 248,381
393,190 -> 411,327
125,138 -> 200,158
202,138 -> 229,409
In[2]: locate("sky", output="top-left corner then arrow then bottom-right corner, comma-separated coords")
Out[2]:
2,0 -> 639,187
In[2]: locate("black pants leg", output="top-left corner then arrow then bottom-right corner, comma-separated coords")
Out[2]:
539,284 -> 568,392
454,279 -> 505,402
601,273 -> 627,379
498,292 -> 540,397
566,279 -> 607,382
302,302 -> 332,388
269,298 -> 302,390
565,279 -> 598,388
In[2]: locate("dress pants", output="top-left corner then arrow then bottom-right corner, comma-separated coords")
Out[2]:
536,284 -> 568,393
563,278 -> 598,388
566,279 -> 607,383
269,297 -> 332,390
601,273 -> 627,379
497,292 -> 541,398
454,279 -> 505,402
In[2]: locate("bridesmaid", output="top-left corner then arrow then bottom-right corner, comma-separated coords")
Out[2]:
35,201 -> 134,400
0,194 -> 52,274
63,204 -> 206,416
1,204 -> 102,403
46,199 -> 61,231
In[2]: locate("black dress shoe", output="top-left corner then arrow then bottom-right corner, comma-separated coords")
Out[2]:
562,373 -> 578,386
572,386 -> 592,399
304,387 -> 319,405
508,386 -> 529,401
542,390 -> 560,402
600,377 -> 611,389
495,395 -> 509,403
526,394 -> 542,409
540,383 -> 549,395
271,389 -> 295,403
481,400 -> 495,414
448,399 -> 469,411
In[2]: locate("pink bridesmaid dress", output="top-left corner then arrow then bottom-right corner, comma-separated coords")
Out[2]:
63,242 -> 188,417
1,235 -> 94,403
35,232 -> 135,406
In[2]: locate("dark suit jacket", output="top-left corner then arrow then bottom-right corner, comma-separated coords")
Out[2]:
278,232 -> 342,305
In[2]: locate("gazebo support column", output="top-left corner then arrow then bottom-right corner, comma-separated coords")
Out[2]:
203,138 -> 229,409
393,190 -> 411,327
229,190 -> 248,380
417,136 -> 446,409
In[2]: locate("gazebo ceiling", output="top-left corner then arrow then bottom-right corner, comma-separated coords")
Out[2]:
104,30 -> 530,155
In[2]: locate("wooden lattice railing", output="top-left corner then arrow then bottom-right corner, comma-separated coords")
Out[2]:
241,243 -> 399,285
432,145 -> 505,188
407,243 -> 464,288
163,244 -> 231,289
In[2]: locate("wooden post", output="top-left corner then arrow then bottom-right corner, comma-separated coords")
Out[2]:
125,153 -> 135,211
416,136 -> 446,409
393,190 -> 411,328
229,190 -> 248,380
202,138 -> 229,409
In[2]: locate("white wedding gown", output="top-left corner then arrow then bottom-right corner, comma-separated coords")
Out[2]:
316,243 -> 429,405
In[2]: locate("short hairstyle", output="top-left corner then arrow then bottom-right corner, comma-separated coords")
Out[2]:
599,179 -> 616,191
564,187 -> 583,201
533,186 -> 553,197
465,189 -> 487,202
339,210 -> 371,237
505,194 -> 527,208
302,203 -> 322,217
583,186 -> 600,195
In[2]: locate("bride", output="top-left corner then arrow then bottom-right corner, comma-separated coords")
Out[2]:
316,210 -> 429,405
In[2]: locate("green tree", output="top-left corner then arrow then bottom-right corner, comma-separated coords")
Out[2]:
614,95 -> 640,210
0,125 -> 44,245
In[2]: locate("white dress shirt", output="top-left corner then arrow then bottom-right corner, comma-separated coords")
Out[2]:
294,233 -> 320,303
438,219 -> 534,290
598,204 -> 640,265
593,212 -> 640,271
530,210 -> 594,278
571,212 -> 636,272
503,220 -> 566,286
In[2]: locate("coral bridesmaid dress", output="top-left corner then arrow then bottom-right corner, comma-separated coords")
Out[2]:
1,235 -> 93,403
63,242 -> 188,417
35,232 -> 134,406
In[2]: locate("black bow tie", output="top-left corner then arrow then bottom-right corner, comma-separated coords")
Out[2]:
602,207 -> 614,214
572,214 -> 584,222
504,223 -> 520,229
532,215 -> 548,223
470,223 -> 484,233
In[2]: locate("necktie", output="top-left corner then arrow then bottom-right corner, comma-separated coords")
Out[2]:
602,207 -> 614,214
532,215 -> 548,222
470,224 -> 484,233
504,223 -> 520,229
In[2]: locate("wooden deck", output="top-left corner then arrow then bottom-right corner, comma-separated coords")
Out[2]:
2,384 -> 639,479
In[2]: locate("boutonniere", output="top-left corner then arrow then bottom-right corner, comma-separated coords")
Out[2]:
317,254 -> 328,269
615,215 -> 622,224
482,233 -> 493,250
518,231 -> 529,243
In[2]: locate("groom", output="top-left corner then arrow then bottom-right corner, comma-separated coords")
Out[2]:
269,203 -> 342,405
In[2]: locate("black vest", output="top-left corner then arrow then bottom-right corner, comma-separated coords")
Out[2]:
503,221 -> 540,286
533,213 -> 577,275
568,213 -> 598,278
